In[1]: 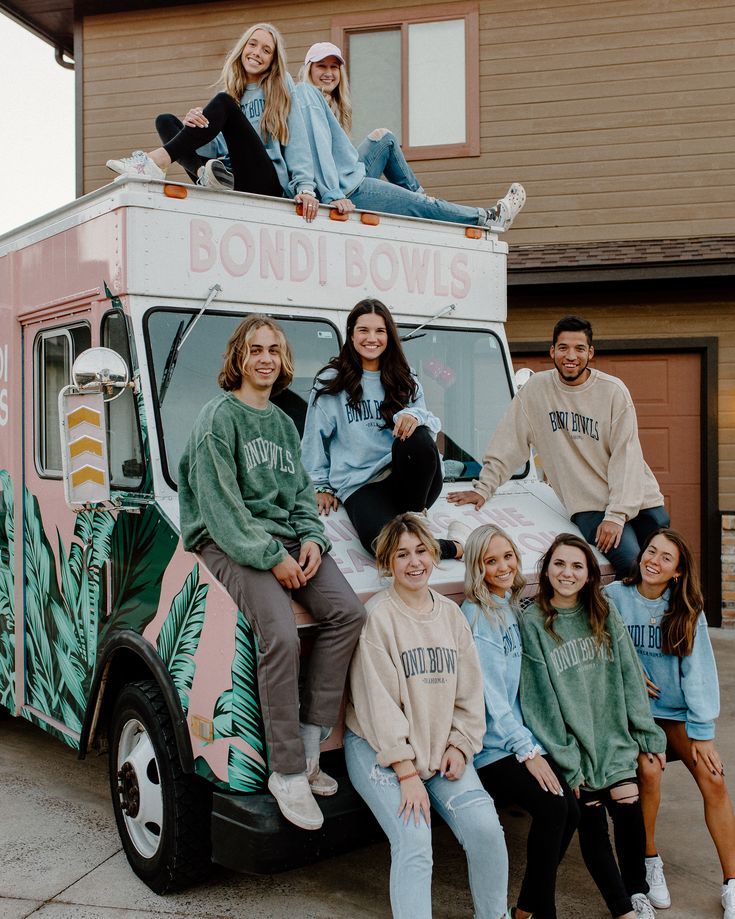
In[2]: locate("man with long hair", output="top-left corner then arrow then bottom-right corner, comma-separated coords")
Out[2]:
178,314 -> 364,831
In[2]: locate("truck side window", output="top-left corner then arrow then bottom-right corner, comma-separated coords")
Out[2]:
35,323 -> 91,476
101,311 -> 144,489
145,309 -> 340,489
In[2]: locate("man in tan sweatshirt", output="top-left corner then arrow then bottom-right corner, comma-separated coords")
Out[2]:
448,315 -> 669,578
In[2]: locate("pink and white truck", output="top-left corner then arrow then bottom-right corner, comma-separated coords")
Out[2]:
0,176 -> 586,893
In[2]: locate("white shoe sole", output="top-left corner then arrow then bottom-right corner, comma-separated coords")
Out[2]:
309,777 -> 338,797
268,777 -> 324,831
648,894 -> 671,909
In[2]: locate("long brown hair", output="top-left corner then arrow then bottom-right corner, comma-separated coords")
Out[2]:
219,23 -> 291,145
217,314 -> 293,395
625,528 -> 702,657
536,533 -> 610,647
313,298 -> 417,427
463,525 -> 526,627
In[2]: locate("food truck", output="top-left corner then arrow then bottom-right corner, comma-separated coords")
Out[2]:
0,176 -> 592,892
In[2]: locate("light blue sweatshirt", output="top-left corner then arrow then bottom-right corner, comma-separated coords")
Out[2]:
292,82 -> 366,203
462,595 -> 543,767
301,368 -> 441,502
196,74 -> 315,197
604,580 -> 719,740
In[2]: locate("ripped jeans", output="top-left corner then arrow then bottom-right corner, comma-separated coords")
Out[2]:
344,731 -> 508,918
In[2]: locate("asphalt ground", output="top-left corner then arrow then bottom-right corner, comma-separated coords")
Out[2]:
2,629 -> 734,918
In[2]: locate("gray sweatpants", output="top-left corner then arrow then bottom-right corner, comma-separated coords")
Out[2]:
200,540 -> 365,774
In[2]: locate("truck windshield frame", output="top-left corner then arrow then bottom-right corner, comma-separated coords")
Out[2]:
143,308 -> 342,490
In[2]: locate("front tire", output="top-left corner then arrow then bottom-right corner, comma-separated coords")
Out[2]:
109,680 -> 211,893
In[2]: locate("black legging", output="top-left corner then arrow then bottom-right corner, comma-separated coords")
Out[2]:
577,784 -> 649,917
162,92 -> 283,196
343,426 -> 457,559
480,754 -> 579,919
155,113 -> 205,182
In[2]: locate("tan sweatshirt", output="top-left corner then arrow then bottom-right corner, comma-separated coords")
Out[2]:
474,369 -> 663,526
345,587 -> 485,779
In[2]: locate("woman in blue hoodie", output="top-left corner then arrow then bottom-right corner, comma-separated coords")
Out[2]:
605,528 -> 735,918
105,23 -> 320,220
301,298 -> 462,561
462,524 -> 579,919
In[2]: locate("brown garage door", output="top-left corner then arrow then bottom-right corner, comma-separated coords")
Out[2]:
511,350 -> 702,566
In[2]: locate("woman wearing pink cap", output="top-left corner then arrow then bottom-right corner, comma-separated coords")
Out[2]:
299,42 -> 424,195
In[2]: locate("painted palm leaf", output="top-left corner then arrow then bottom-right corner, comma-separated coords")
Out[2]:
156,564 -> 208,712
227,743 -> 266,793
230,609 -> 266,764
212,688 -> 233,739
0,470 -> 14,708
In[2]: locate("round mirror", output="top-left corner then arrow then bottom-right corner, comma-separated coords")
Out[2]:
72,347 -> 129,389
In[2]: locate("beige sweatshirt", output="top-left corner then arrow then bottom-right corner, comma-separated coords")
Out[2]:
474,369 -> 663,526
345,587 -> 485,779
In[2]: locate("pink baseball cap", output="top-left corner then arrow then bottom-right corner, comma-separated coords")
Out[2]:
304,42 -> 345,65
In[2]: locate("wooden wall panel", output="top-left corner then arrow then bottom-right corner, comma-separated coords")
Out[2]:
82,0 -> 735,244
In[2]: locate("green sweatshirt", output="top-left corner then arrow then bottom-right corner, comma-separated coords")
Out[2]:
178,393 -> 330,570
519,599 -> 665,791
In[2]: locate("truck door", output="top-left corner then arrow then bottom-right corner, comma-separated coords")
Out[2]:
22,314 -> 92,739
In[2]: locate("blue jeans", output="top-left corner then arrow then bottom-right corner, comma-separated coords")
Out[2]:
344,731 -> 508,919
572,505 -> 671,579
357,130 -> 423,192
348,176 -> 482,226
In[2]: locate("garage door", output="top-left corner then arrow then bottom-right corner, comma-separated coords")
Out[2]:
511,350 -> 702,566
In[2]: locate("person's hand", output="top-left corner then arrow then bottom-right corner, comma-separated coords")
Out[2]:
183,107 -> 208,128
573,785 -> 581,799
645,674 -> 661,699
691,739 -> 724,775
298,540 -> 322,581
440,746 -> 466,781
397,775 -> 431,826
316,492 -> 340,515
524,755 -> 563,794
392,413 -> 419,441
271,554 -> 307,589
447,490 -> 486,509
331,198 -> 355,214
595,519 -> 623,553
296,192 -> 319,223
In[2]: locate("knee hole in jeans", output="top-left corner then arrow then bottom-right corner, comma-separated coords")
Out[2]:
368,762 -> 399,787
367,127 -> 390,141
610,782 -> 639,804
445,787 -> 493,814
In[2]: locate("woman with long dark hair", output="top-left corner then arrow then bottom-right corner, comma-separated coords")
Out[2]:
519,534 -> 666,919
606,528 -> 735,918
301,298 -> 463,560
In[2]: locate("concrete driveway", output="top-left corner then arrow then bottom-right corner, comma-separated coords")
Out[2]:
2,630 -> 733,918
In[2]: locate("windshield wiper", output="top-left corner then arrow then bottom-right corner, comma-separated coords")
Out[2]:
158,283 -> 222,405
401,302 -> 456,342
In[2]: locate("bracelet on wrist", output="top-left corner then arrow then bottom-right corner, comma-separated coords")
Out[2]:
398,770 -> 419,782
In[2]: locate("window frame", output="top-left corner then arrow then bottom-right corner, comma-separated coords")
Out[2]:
332,1 -> 480,160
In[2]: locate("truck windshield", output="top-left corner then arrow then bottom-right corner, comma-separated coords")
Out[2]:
400,325 -> 517,482
145,310 -> 340,487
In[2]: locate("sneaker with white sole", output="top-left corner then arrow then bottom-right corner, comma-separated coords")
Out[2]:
447,520 -> 472,550
106,151 -> 166,180
197,158 -> 234,189
267,771 -> 324,831
482,182 -> 527,232
631,892 -> 657,919
307,767 -> 338,797
645,855 -> 671,908
722,878 -> 735,919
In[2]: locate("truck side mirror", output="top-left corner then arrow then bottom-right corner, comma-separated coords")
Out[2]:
514,367 -> 534,391
59,347 -> 131,509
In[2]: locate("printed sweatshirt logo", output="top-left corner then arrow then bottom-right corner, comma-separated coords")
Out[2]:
627,623 -> 662,653
242,436 -> 295,474
346,398 -> 383,425
401,646 -> 458,679
548,410 -> 600,441
551,635 -> 613,675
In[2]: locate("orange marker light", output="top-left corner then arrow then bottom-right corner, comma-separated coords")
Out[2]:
465,227 -> 483,239
329,210 -> 349,222
164,184 -> 188,199
361,213 -> 380,226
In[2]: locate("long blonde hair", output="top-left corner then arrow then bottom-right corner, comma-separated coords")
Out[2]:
463,525 -> 526,627
220,23 -> 291,145
298,59 -> 353,135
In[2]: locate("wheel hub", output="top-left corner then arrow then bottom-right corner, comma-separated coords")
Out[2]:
117,760 -> 141,818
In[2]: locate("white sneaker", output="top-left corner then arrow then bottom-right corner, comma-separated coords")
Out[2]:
197,158 -> 234,189
447,520 -> 472,550
483,182 -> 527,231
267,771 -> 324,831
631,892 -> 657,919
106,150 -> 165,180
722,878 -> 735,919
645,855 -> 671,908
307,766 -> 338,797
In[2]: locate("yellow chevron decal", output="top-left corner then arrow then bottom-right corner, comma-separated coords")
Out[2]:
69,436 -> 103,459
71,466 -> 106,487
67,405 -> 102,429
